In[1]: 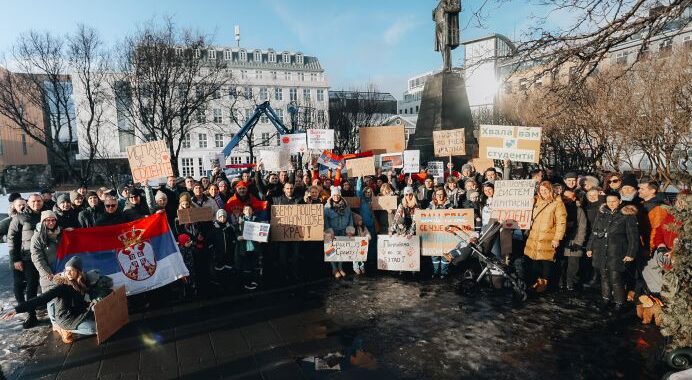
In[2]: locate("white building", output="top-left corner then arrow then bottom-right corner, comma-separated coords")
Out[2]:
74,47 -> 329,179
397,71 -> 434,116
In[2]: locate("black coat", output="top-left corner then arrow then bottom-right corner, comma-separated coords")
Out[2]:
7,209 -> 41,263
123,201 -> 150,222
208,221 -> 236,260
78,206 -> 102,228
54,207 -> 80,229
95,211 -> 128,227
586,204 -> 640,272
15,283 -> 90,330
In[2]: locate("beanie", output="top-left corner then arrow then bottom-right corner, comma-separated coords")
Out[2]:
330,186 -> 341,196
564,172 -> 578,180
235,181 -> 249,189
155,191 -> 168,201
621,174 -> 638,189
8,193 -> 22,203
177,233 -> 192,246
65,256 -> 83,272
216,209 -> 227,219
40,210 -> 57,223
403,186 -> 414,195
461,163 -> 473,172
57,193 -> 71,204
70,190 -> 82,203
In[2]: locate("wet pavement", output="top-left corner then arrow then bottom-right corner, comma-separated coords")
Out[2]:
10,274 -> 668,380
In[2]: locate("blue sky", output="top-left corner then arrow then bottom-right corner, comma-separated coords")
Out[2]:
0,0 -> 561,97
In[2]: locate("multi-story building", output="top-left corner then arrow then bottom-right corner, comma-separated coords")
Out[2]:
397,71 -> 434,116
74,47 -> 329,179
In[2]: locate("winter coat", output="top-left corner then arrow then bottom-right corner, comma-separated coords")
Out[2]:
7,209 -> 42,264
562,200 -> 587,257
30,224 -> 61,291
583,199 -> 603,231
271,194 -> 304,206
94,211 -> 128,227
209,221 -> 236,260
586,204 -> 640,272
324,199 -> 354,236
78,206 -> 102,228
192,194 -> 218,213
641,197 -> 668,251
445,188 -> 465,209
524,197 -> 567,262
123,200 -> 150,222
356,178 -> 376,230
53,207 -> 80,229
14,281 -> 91,330
416,186 -> 434,209
235,215 -> 259,254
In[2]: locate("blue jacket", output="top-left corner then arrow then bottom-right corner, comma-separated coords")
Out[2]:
356,178 -> 376,229
324,199 -> 353,236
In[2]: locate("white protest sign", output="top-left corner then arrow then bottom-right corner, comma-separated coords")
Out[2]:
427,161 -> 444,177
204,153 -> 226,171
403,150 -> 420,173
324,236 -> 369,262
377,235 -> 420,271
259,150 -> 291,172
242,221 -> 270,243
280,133 -> 308,154
306,129 -> 334,150
490,180 -> 536,229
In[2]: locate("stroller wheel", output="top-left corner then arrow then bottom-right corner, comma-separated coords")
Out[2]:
512,278 -> 528,302
459,279 -> 479,297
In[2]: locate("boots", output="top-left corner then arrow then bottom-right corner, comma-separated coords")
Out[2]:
56,327 -> 73,344
535,278 -> 548,293
585,271 -> 600,288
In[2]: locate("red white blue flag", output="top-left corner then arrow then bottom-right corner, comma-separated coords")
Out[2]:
55,212 -> 189,295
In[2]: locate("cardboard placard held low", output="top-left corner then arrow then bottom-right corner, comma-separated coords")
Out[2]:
177,207 -> 214,224
94,286 -> 129,345
371,196 -> 398,211
344,197 -> 361,209
345,157 -> 376,178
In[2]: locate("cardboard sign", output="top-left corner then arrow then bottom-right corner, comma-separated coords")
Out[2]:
433,129 -> 466,156
177,207 -> 214,224
270,204 -> 324,241
324,236 -> 369,262
427,161 -> 444,177
379,153 -> 403,170
403,150 -> 420,173
344,197 -> 361,209
280,133 -> 308,154
346,157 -> 376,178
242,221 -> 271,242
479,125 -> 541,163
414,209 -> 475,256
204,153 -> 226,171
127,140 -> 174,184
359,126 -> 405,154
377,235 -> 420,271
259,150 -> 291,172
491,180 -> 536,229
94,286 -> 129,345
307,129 -> 335,150
471,158 -> 495,174
371,196 -> 398,211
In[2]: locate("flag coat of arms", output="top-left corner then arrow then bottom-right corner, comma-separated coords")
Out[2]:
54,212 -> 189,295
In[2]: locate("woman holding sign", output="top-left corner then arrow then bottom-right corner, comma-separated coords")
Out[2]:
356,177 -> 377,273
324,186 -> 354,279
524,181 -> 567,293
428,188 -> 453,279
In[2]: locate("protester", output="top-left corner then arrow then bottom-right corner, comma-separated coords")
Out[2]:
30,210 -> 63,327
428,188 -> 452,278
209,209 -> 235,273
351,213 -> 372,275
94,196 -> 127,226
123,188 -> 151,221
177,233 -> 197,298
355,177 -> 377,269
416,177 -> 435,209
0,197 -> 26,240
54,193 -> 80,229
559,189 -> 587,290
235,205 -> 260,290
191,182 -> 218,212
40,189 -> 55,210
78,191 -> 102,228
324,186 -> 354,278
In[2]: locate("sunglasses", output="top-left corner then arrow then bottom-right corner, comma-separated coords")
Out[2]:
609,179 -> 621,183
105,204 -> 117,208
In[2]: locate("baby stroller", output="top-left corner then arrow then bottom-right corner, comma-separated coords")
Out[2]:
443,220 -> 527,302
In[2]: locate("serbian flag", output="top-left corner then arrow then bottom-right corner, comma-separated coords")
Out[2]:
54,212 -> 189,295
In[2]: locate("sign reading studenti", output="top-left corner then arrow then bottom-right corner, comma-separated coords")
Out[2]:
324,236 -> 369,262
414,209 -> 475,256
377,235 -> 420,271
242,221 -> 271,242
127,140 -> 174,184
306,129 -> 335,150
270,204 -> 324,241
280,133 -> 308,154
490,180 -> 536,229
479,125 -> 542,163
433,129 -> 466,156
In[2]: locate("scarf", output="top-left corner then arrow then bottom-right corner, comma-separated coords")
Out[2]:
329,198 -> 348,214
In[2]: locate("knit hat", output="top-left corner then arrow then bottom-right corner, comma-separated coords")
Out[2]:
403,186 -> 414,195
216,209 -> 227,219
564,172 -> 578,180
69,190 -> 82,203
65,256 -> 83,271
235,181 -> 249,189
330,186 -> 341,196
621,174 -> 638,189
129,188 -> 144,197
57,193 -> 71,204
40,210 -> 57,223
155,191 -> 167,201
177,233 -> 191,246
8,193 -> 22,203
582,175 -> 600,188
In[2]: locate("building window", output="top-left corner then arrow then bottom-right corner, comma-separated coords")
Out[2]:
311,73 -> 317,82
615,51 -> 629,65
213,108 -> 222,123
298,72 -> 305,82
268,50 -> 276,63
215,133 -> 224,148
415,105 -> 419,113
229,156 -> 242,165
296,53 -> 304,64
244,86 -> 253,99
182,133 -> 191,148
198,157 -> 204,176
241,70 -> 247,79
196,107 -> 206,123
21,134 -> 27,155
282,51 -> 290,63
317,89 -> 324,101
276,109 -> 283,122
224,49 -> 232,60
274,87 -> 283,101
239,49 -> 247,61
260,114 -> 268,124
193,49 -> 200,59
181,158 -> 194,177
404,109 -> 408,114
303,88 -> 311,101
409,107 -> 413,114
284,72 -> 291,81
259,87 -> 268,100
261,132 -> 270,146
198,133 -> 208,148
684,36 -> 692,49
271,71 -> 277,80
253,49 -> 262,62
289,88 -> 297,101
255,70 -> 263,79
208,49 -> 216,60
175,47 -> 183,57
317,110 -> 325,123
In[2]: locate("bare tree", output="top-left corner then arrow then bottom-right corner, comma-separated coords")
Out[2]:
112,18 -> 231,176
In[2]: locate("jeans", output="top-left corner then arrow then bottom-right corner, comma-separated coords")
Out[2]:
330,262 -> 343,272
278,242 -> 301,279
68,312 -> 96,336
431,256 -> 449,276
13,260 -> 39,317
235,250 -> 258,285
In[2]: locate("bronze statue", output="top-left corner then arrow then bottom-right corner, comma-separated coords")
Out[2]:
433,0 -> 461,71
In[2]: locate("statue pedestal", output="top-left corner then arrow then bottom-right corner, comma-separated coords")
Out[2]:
406,70 -> 476,167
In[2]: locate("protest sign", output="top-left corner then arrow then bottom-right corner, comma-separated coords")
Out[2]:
471,158 -> 495,174
306,129 -> 335,150
359,126 -> 405,154
433,129 -> 466,156
127,140 -> 174,184
177,207 -> 214,224
259,150 -> 291,172
371,196 -> 398,211
403,150 -> 420,173
479,125 -> 541,163
94,286 -> 129,345
203,153 -> 226,172
242,221 -> 271,242
377,235 -> 420,271
346,156 -> 376,177
379,153 -> 403,170
414,209 -> 475,256
324,236 -> 369,262
317,150 -> 343,169
344,197 -> 361,209
490,180 -> 536,229
270,204 -> 324,241
280,133 -> 308,154
427,161 -> 444,177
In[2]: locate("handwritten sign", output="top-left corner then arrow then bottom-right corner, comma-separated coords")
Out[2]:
127,141 -> 174,184
479,125 -> 542,163
324,236 -> 369,262
307,129 -> 334,150
346,156 -> 376,178
270,204 -> 324,241
377,235 -> 420,271
379,153 -> 403,170
433,129 -> 466,156
359,126 -> 405,154
371,196 -> 398,211
414,209 -> 475,256
242,221 -> 270,242
280,133 -> 308,154
344,197 -> 361,209
94,286 -> 128,345
203,153 -> 226,172
491,180 -> 536,229
471,158 -> 495,174
177,207 -> 214,224
260,150 -> 291,172
403,150 -> 420,173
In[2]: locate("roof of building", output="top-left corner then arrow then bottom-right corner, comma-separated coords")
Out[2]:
328,90 -> 397,102
196,47 -> 323,71
462,33 -> 516,49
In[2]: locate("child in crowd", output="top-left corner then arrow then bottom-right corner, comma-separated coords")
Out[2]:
177,233 -> 196,298
235,205 -> 260,290
351,213 -> 372,275
209,209 -> 236,272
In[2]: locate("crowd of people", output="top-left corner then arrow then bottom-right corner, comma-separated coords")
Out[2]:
0,158 -> 686,344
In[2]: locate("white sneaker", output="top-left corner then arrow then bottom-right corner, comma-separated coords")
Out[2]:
223,265 -> 233,271
214,266 -> 224,271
